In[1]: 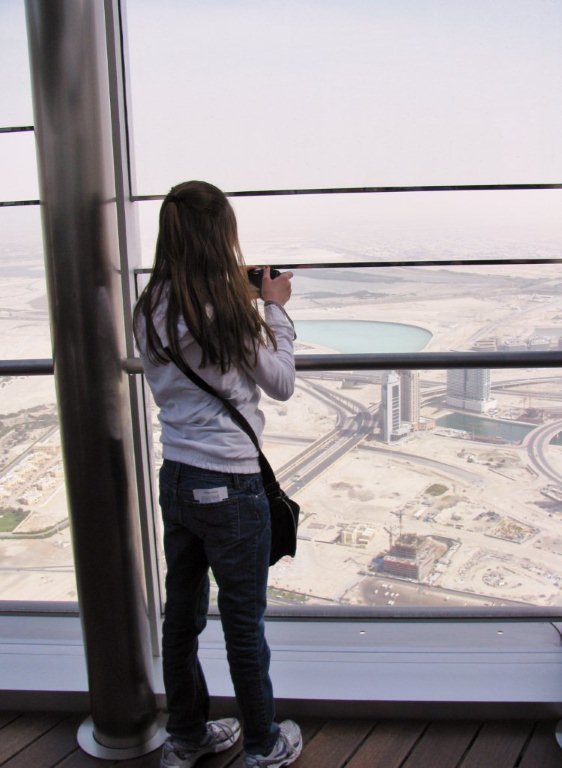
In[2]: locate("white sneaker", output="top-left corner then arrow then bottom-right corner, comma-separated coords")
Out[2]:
160,718 -> 241,768
243,720 -> 302,768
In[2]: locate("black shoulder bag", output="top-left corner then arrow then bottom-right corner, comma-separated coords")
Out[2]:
163,346 -> 300,566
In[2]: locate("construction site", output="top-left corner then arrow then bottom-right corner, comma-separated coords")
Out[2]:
372,532 -> 451,582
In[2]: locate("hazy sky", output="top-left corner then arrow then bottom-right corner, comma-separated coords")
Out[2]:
1,0 -> 562,251
125,0 -> 562,191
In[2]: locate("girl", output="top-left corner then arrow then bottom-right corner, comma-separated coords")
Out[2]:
134,180 -> 302,768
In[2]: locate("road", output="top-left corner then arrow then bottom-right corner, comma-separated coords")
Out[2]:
274,376 -> 485,495
276,378 -> 379,494
523,419 -> 562,484
271,374 -> 562,502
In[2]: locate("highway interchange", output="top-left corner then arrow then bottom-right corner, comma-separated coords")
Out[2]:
274,374 -> 562,496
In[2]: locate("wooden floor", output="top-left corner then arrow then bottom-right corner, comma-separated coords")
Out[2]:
2,712 -> 562,768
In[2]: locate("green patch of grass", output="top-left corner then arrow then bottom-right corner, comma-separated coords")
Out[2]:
0,509 -> 29,532
425,483 -> 448,497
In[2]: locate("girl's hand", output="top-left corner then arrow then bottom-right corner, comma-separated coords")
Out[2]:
261,266 -> 293,306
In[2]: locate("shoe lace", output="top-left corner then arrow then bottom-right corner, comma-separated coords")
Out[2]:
207,721 -> 233,743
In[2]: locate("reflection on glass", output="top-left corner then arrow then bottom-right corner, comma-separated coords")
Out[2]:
0,376 -> 76,603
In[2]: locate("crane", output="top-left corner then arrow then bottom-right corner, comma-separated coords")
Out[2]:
383,527 -> 394,550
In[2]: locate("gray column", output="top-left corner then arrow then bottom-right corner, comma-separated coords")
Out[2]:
25,1 -> 165,759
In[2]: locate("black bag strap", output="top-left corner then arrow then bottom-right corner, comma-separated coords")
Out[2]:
163,345 -> 278,490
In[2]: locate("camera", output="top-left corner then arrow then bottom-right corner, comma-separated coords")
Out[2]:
248,267 -> 281,292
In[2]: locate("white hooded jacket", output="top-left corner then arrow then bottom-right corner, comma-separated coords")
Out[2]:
135,295 -> 296,474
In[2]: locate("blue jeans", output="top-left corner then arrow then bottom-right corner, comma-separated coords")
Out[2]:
159,459 -> 280,755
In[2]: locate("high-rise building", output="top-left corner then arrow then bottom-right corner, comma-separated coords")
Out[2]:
381,371 -> 401,442
446,369 -> 496,413
399,370 -> 420,425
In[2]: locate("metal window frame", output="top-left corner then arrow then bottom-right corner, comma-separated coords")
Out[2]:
2,0 -> 562,629
3,2 -> 562,724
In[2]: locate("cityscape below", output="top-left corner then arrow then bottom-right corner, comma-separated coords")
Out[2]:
1,239 -> 562,612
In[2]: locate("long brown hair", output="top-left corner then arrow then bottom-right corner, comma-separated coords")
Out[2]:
133,180 -> 276,372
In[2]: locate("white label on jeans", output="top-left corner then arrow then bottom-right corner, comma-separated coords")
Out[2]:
193,487 -> 228,503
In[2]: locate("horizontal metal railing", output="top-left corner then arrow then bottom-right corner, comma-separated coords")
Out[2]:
136,256 -> 562,275
0,359 -> 54,375
4,349 -> 562,379
3,181 -> 562,208
133,182 -> 562,202
0,199 -> 41,207
124,350 -> 562,375
0,126 -> 34,133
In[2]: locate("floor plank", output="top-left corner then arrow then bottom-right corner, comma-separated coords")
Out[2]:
2,712 -> 562,768
1,714 -> 83,768
299,720 -> 374,768
458,720 -> 534,768
0,712 -> 19,730
346,720 -> 428,768
0,712 -> 68,764
518,720 -> 562,768
58,749 -> 118,768
401,720 -> 481,768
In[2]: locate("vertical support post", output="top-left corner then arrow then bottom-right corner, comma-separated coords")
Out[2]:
25,0 -> 165,758
104,0 -> 164,656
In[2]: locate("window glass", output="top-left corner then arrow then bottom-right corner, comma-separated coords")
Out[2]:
0,209 -> 73,607
137,189 -> 562,268
141,254 -> 562,612
146,362 -> 562,611
269,374 -> 562,611
0,131 -> 39,201
285,364 -> 562,610
0,0 -> 33,126
0,207 -> 51,360
129,0 -> 562,617
0,376 -> 76,604
126,0 -> 562,193
0,5 -> 75,609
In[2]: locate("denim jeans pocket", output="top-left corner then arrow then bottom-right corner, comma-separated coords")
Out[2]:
180,495 -> 241,546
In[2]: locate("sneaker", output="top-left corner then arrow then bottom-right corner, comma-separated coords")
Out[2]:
243,720 -> 302,768
160,718 -> 241,768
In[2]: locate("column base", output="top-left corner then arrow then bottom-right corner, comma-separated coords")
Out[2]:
77,713 -> 168,760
